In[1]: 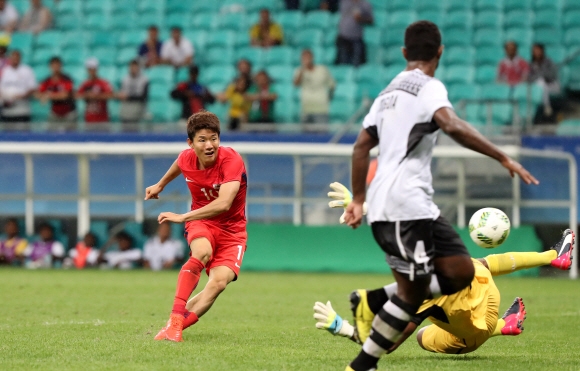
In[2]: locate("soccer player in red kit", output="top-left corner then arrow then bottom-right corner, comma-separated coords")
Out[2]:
144,111 -> 247,342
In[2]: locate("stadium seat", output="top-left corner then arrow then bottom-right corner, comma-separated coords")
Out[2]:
292,29 -> 323,48
417,10 -> 445,26
136,13 -> 165,30
264,46 -> 294,65
356,64 -> 384,84
321,46 -> 337,65
192,13 -> 217,30
60,48 -> 88,66
88,48 -> 116,67
56,15 -> 83,30
184,30 -> 207,52
266,65 -> 294,83
505,28 -> 533,46
357,82 -> 384,100
534,0 -> 562,11
166,0 -> 191,13
563,0 -> 580,11
35,30 -> 62,49
475,0 -> 503,11
139,0 -> 165,13
387,0 -> 416,12
366,48 -> 384,65
116,47 -> 137,67
443,0 -> 472,12
89,221 -> 109,248
474,12 -> 503,29
31,100 -> 50,122
56,0 -> 82,16
564,28 -> 580,47
303,11 -> 331,30
202,47 -> 236,67
479,84 -> 511,100
246,0 -> 284,13
235,47 -> 264,67
533,28 -> 562,46
109,13 -> 137,31
513,83 -> 543,106
166,13 -> 190,30
200,65 -> 236,85
234,32 -> 251,49
119,31 -> 144,48
547,45 -> 566,64
444,66 -> 475,84
148,82 -> 172,100
327,65 -> 355,83
443,29 -> 472,47
32,47 -> 58,66
10,32 -> 33,51
474,29 -> 504,47
475,65 -> 497,84
277,11 -> 304,34
444,47 -> 475,66
563,11 -> 580,30
32,65 -> 50,81
443,10 -> 474,30
84,0 -> 112,15
84,13 -> 111,31
149,100 -> 180,123
363,28 -> 382,48
206,31 -> 236,49
273,83 -> 295,102
98,66 -> 117,84
504,0 -> 533,11
416,2 -> 443,12
329,98 -> 356,123
384,65 -> 405,81
382,27 -> 406,47
504,11 -> 533,29
87,32 -> 116,48
479,102 -> 514,126
448,84 -> 480,103
145,66 -> 175,84
111,1 -> 134,14
388,11 -> 417,28
368,0 -> 388,11
333,83 -> 358,101
191,2 -> 221,14
205,102 -> 229,123
474,46 -> 501,67
216,13 -> 249,32
534,11 -> 561,28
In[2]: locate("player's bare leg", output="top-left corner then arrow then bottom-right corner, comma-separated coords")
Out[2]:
186,266 -> 235,318
155,237 -> 212,342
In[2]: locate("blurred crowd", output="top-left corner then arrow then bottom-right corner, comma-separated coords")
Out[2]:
0,218 -> 185,271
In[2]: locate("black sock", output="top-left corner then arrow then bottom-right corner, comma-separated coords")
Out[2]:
350,351 -> 378,371
366,288 -> 388,314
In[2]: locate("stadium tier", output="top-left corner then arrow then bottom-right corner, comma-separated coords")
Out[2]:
5,0 -> 580,129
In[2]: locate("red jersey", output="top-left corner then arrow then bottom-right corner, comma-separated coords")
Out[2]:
39,74 -> 75,116
78,78 -> 112,122
177,146 -> 247,233
497,56 -> 529,86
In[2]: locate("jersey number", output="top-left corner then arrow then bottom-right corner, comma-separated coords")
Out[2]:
200,188 -> 218,201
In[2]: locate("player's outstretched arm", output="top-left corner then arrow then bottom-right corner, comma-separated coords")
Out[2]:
345,129 -> 378,229
433,107 -> 539,185
158,181 -> 241,224
145,160 -> 182,200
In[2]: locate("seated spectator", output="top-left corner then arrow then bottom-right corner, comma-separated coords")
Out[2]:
37,56 -> 76,129
67,232 -> 99,269
336,0 -> 373,66
76,57 -> 114,124
0,0 -> 18,33
18,0 -> 51,34
284,0 -> 299,10
143,222 -> 183,271
234,59 -> 253,87
101,231 -> 142,270
0,50 -> 36,125
250,9 -> 283,47
118,59 -> 149,124
0,218 -> 27,266
0,32 -> 8,74
24,222 -> 65,269
528,43 -> 560,117
497,41 -> 529,86
160,26 -> 194,68
294,49 -> 335,125
171,65 -> 214,123
218,76 -> 251,130
247,70 -> 277,124
138,25 -> 162,68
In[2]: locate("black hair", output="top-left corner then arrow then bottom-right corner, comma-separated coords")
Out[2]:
504,40 -> 518,48
148,25 -> 158,30
260,8 -> 270,13
38,222 -> 54,234
187,110 -> 221,140
5,218 -> 19,228
404,21 -> 441,62
116,231 -> 134,245
49,56 -> 61,64
189,65 -> 199,75
129,59 -> 139,65
171,26 -> 182,32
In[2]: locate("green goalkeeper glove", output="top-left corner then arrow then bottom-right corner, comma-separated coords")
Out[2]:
327,182 -> 368,224
313,301 -> 355,338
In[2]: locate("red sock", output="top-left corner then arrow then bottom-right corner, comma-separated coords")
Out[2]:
172,257 -> 204,315
183,311 -> 199,330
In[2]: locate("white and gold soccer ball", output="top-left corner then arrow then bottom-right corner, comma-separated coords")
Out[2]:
468,208 -> 511,249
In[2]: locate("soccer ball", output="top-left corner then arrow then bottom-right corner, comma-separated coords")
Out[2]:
468,208 -> 511,248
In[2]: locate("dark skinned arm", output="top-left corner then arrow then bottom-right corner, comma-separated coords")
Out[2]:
433,107 -> 539,185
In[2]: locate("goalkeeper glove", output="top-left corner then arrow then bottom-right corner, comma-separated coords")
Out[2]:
327,182 -> 368,224
313,301 -> 354,338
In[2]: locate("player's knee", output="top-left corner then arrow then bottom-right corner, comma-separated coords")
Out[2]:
208,277 -> 228,294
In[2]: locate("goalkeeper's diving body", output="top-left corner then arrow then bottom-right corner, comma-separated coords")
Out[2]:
320,182 -> 575,355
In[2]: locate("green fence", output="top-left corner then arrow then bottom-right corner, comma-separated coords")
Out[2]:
243,224 -> 543,277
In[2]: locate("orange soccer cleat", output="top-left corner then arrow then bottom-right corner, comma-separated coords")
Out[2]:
164,313 -> 185,342
154,319 -> 170,341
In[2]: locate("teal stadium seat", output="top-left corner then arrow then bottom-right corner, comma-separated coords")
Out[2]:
448,84 -> 480,103
504,0 -> 533,11
85,13 -> 111,31
534,10 -> 561,28
192,13 -> 217,30
443,10 -> 473,30
328,65 -> 355,83
32,47 -> 58,66
267,65 -> 295,83
150,100 -> 180,123
61,48 -> 88,66
35,30 -> 62,49
534,28 -> 562,46
418,10 -> 445,26
119,31 -> 144,48
84,0 -> 112,14
556,119 -> 580,136
475,65 -> 497,84
417,1 -> 443,12
90,47 -> 117,66
166,0 -> 191,13
98,66 -> 117,84
89,221 -> 109,248
146,66 -> 175,84
205,102 -> 229,123
373,13 -> 387,29
10,32 -> 33,51
321,47 -> 337,65
475,47 -> 501,66
366,48 -> 384,64
31,100 -> 50,122
184,30 -> 207,52
474,12 -> 503,29
505,28 -> 533,47
137,12 -> 165,30
443,0 -> 472,12
388,11 -> 417,28
148,82 -> 172,100
206,31 -> 236,49
109,100 -> 120,123
444,66 -> 475,84
479,103 -> 513,126
363,28 -> 382,48
139,0 -> 165,13
234,32 -> 251,48
201,66 -> 236,85
329,98 -> 355,123
111,1 -> 134,14
66,66 -> 87,86
216,13 -> 249,32
357,82 -> 384,100
236,47 -> 265,67
444,47 -> 475,66
564,28 -> 580,47
475,0 -> 503,12
547,45 -> 566,64
247,0 -> 284,13
56,0 -> 82,16
56,15 -> 82,30
387,0 -> 416,12
33,65 -> 50,81
264,46 -> 294,65
368,0 -> 388,11
356,64 -> 383,84
443,28 -> 472,47
480,84 -> 511,100
513,83 -> 543,117
203,47 -> 236,66
292,29 -> 323,48
110,13 -> 137,31
534,0 -> 562,12
116,47 -> 137,67
191,2 -> 220,13
175,67 -> 189,82
334,83 -> 358,101
166,13 -> 190,30
278,11 -> 303,34
563,11 -> 580,30
385,65 -> 406,80
563,0 -> 580,11
474,29 -> 503,47
274,99 -> 298,123
87,32 -> 116,48
273,83 -> 295,102
382,26 -> 405,47
303,11 -> 332,30
504,11 -> 533,29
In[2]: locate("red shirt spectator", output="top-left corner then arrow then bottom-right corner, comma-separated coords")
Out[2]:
497,41 -> 529,86
38,57 -> 75,117
77,58 -> 113,123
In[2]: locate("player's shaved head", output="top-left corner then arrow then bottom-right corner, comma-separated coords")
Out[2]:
187,110 -> 221,141
404,21 -> 441,62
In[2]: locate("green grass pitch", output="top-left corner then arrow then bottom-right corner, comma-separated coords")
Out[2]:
1,269 -> 578,370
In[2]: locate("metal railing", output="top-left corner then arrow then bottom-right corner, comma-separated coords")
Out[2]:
0,142 -> 576,278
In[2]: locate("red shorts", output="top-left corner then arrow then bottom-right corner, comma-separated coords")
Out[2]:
184,221 -> 247,279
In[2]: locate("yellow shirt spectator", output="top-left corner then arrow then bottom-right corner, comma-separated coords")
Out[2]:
250,9 -> 284,47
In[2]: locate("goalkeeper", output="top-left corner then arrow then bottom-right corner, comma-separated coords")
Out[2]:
317,182 -> 574,355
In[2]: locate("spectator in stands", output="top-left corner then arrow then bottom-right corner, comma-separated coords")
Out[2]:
101,231 -> 142,270
160,26 -> 194,68
294,49 -> 335,125
529,43 -> 560,117
138,25 -> 162,68
250,9 -> 284,47
37,56 -> 76,128
284,0 -> 299,10
67,232 -> 99,269
0,218 -> 27,266
18,0 -> 52,34
247,70 -> 277,124
0,0 -> 18,33
336,0 -> 373,67
0,32 -> 9,75
143,222 -> 183,271
117,59 -> 149,124
497,41 -> 529,86
24,222 -> 65,269
234,59 -> 253,87
171,65 -> 215,123
0,50 -> 36,125
76,57 -> 114,124
218,76 -> 250,130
